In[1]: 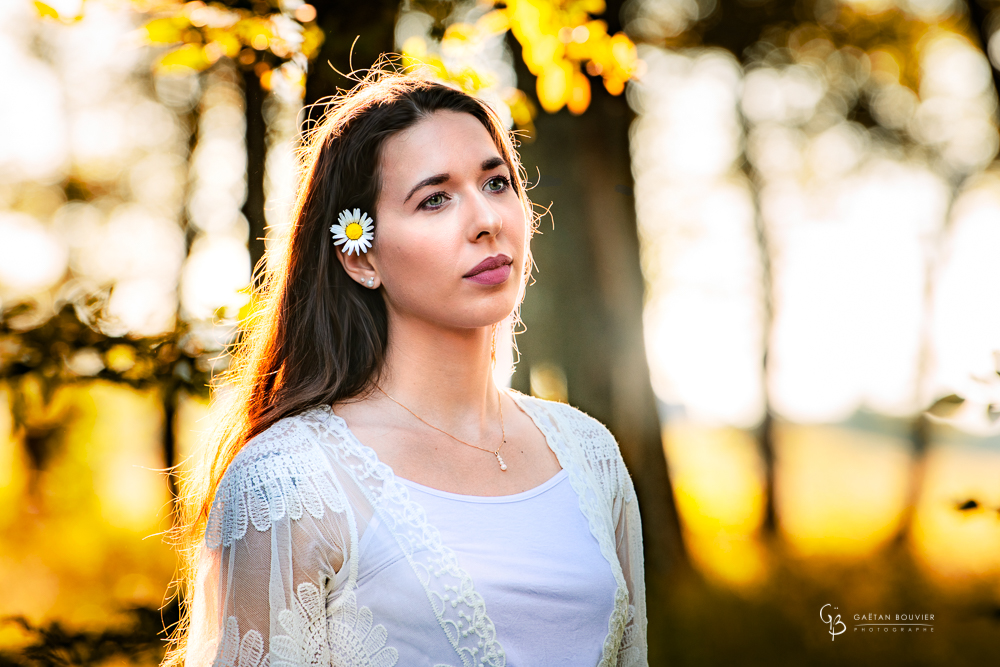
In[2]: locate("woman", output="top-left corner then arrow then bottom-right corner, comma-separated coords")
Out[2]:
170,70 -> 646,667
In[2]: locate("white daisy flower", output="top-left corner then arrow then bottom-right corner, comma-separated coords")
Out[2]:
330,208 -> 374,255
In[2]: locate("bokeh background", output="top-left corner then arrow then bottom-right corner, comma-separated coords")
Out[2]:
1,0 -> 999,664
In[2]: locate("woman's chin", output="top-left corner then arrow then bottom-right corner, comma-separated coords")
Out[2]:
447,301 -> 519,331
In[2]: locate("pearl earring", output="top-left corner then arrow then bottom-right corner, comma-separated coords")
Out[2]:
366,277 -> 375,288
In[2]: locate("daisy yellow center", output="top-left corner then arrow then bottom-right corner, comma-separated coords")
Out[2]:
344,222 -> 364,240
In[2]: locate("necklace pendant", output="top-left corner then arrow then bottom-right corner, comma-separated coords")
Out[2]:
495,451 -> 507,471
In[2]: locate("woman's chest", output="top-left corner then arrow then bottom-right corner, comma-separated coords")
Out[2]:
348,471 -> 619,666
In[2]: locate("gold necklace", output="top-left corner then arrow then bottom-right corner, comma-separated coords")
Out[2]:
375,384 -> 508,471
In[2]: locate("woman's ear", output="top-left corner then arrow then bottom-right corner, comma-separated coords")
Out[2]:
334,245 -> 381,289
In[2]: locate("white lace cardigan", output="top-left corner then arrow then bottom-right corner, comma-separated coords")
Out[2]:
184,389 -> 647,667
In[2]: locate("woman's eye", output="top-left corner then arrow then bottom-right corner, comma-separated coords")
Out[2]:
486,176 -> 509,192
422,193 -> 446,208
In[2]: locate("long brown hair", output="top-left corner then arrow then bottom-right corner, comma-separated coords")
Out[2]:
164,68 -> 536,664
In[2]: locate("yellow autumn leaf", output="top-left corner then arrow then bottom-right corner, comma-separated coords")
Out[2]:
301,24 -> 325,60
33,1 -> 58,19
443,22 -> 478,44
402,35 -> 428,59
155,43 -> 211,74
144,17 -> 188,44
425,56 -> 449,79
105,344 -> 136,374
609,32 -> 637,72
565,39 -> 591,61
537,61 -> 571,113
527,34 -> 563,74
505,88 -> 537,128
603,73 -> 625,96
584,20 -> 609,43
456,65 -> 494,92
476,9 -> 511,36
237,16 -> 275,51
203,28 -> 242,58
567,69 -> 591,115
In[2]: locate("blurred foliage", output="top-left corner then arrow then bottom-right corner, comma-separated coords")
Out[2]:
31,0 -> 326,91
925,352 -> 1000,422
505,0 -> 638,108
637,0 -> 995,158
0,601 -> 177,667
402,0 -> 640,117
0,299 -> 212,435
137,1 -> 324,90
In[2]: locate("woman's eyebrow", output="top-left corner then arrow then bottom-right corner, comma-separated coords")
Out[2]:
404,174 -> 448,204
480,156 -> 507,172
403,156 -> 510,204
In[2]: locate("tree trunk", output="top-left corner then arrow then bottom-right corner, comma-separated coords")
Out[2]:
162,386 -> 179,506
742,156 -> 778,536
303,0 -> 400,113
165,87 -> 200,518
243,68 -> 267,277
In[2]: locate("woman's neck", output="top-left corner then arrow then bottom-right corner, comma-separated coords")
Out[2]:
379,315 -> 500,431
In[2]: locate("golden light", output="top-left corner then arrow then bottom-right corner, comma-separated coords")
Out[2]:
776,424 -> 911,557
567,69 -> 591,114
930,172 -> 1000,414
911,433 -> 1000,582
537,61 -> 571,112
912,31 -> 998,174
663,422 -> 768,587
0,38 -> 67,181
293,3 -> 316,23
631,47 -> 765,427
0,383 -> 176,629
250,33 -> 268,51
0,213 -> 68,296
763,159 -> 950,421
181,235 -> 251,320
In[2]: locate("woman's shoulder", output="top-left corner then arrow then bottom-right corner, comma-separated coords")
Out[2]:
507,389 -> 625,468
508,389 -> 635,506
206,405 -> 345,549
216,406 -> 334,489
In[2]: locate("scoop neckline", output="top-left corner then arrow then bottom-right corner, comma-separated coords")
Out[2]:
324,387 -> 566,500
395,468 -> 568,504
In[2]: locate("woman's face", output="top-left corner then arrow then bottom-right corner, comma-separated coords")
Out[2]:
354,109 -> 528,330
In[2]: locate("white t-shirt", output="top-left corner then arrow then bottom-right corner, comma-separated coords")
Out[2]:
352,468 -> 618,666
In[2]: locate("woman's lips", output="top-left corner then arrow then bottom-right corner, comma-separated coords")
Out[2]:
464,253 -> 513,285
465,263 -> 512,285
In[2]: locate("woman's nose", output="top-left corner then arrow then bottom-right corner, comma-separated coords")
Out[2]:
469,188 -> 503,240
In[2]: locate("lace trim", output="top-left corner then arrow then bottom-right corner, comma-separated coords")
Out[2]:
506,392 -> 631,667
206,418 -> 347,550
215,585 -> 398,667
299,406 -> 505,667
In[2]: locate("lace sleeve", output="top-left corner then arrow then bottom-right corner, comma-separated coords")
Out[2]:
184,422 -> 355,666
614,451 -> 647,666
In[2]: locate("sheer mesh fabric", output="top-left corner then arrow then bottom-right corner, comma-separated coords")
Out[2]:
184,390 -> 647,667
